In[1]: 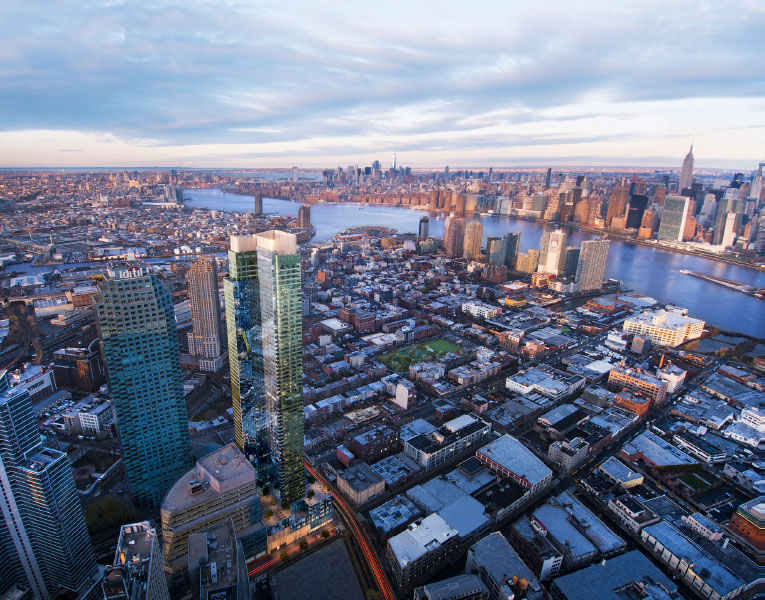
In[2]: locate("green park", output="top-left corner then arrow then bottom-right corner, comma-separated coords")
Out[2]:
378,338 -> 461,373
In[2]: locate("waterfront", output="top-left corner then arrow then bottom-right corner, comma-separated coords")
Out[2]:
184,189 -> 765,337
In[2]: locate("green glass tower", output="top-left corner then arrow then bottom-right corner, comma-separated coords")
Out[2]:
0,385 -> 95,599
256,231 -> 304,506
93,262 -> 191,508
224,236 -> 266,456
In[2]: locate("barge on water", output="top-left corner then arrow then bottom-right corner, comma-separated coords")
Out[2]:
680,269 -> 763,299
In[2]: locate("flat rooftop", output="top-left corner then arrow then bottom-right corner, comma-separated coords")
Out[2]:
621,431 -> 696,467
388,513 -> 458,568
477,435 -> 552,486
370,495 -> 422,534
468,533 -> 544,600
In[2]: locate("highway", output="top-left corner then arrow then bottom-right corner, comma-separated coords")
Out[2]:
305,460 -> 396,600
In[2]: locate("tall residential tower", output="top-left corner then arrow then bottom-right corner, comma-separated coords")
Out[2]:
187,257 -> 224,372
256,230 -> 305,506
94,262 -> 191,507
463,220 -> 483,259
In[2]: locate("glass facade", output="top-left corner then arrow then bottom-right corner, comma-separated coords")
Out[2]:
257,232 -> 305,506
94,263 -> 191,507
657,195 -> 689,242
224,244 -> 266,459
0,388 -> 94,598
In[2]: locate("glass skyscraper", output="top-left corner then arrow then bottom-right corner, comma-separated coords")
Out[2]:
657,195 -> 689,242
224,236 -> 266,458
256,231 -> 305,506
0,386 -> 95,599
93,262 -> 191,507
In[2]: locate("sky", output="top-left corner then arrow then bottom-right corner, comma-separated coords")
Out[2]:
0,1 -> 763,169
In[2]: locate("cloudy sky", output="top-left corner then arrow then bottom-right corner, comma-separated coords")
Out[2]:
1,1 -> 763,169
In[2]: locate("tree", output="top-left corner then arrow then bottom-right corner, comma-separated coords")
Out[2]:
365,591 -> 384,600
320,529 -> 330,539
84,495 -> 137,534
299,539 -> 308,551
307,475 -> 316,485
265,509 -> 274,520
280,551 -> 289,562
307,489 -> 315,499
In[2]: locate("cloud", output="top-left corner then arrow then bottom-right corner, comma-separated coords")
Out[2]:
0,1 -> 763,166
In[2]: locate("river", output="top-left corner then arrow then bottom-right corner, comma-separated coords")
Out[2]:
9,188 -> 764,337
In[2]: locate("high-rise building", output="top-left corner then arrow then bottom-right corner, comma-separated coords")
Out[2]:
224,236 -> 265,457
253,192 -> 262,215
657,195 -> 690,242
606,186 -> 629,227
721,212 -> 739,248
52,341 -> 105,392
188,520 -> 249,600
297,204 -> 311,228
486,237 -> 505,265
678,144 -> 694,192
545,168 -> 552,189
503,232 -> 521,267
256,231 -> 305,506
161,444 -> 264,580
575,240 -> 610,291
443,217 -> 465,257
749,163 -> 763,200
538,229 -> 567,275
625,194 -> 648,230
187,258 -> 224,371
463,221 -> 483,259
291,166 -> 298,183
94,262 -> 191,507
418,216 -> 429,239
103,522 -> 169,600
0,387 -> 95,599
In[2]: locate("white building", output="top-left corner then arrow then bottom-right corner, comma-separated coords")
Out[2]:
387,513 -> 459,586
622,309 -> 704,347
461,301 -> 502,319
476,435 -> 553,496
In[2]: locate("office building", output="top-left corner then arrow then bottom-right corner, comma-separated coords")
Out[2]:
486,237 -> 504,265
0,387 -> 95,599
94,262 -> 191,508
463,221 -> 483,259
503,232 -> 520,267
678,144 -> 694,191
444,217 -> 465,257
103,522 -> 169,600
538,229 -> 567,275
658,195 -> 690,242
608,365 -> 668,405
419,216 -> 429,239
466,532 -> 545,600
476,435 -> 553,496
188,520 -> 249,600
224,235 -> 265,456
575,239 -> 610,291
187,257 -> 224,372
253,192 -> 262,215
297,204 -> 311,228
52,342 -> 105,392
413,574 -> 488,600
622,309 -> 704,347
161,444 -> 263,579
257,230 -> 305,506
606,185 -> 630,227
625,194 -> 648,229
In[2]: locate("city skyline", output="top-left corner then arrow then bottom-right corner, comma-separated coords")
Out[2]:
0,2 -> 762,168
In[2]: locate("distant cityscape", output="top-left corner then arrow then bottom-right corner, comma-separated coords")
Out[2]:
0,143 -> 762,600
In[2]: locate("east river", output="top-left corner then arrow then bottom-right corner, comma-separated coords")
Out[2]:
181,189 -> 765,338
9,188 -> 763,338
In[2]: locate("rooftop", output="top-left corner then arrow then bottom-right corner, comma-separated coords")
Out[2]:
162,443 -> 256,512
416,574 -> 488,600
370,495 -> 422,534
188,520 -> 242,600
467,532 -> 544,600
339,462 -> 385,492
621,432 -> 696,467
388,513 -> 458,568
551,550 -> 677,600
477,434 -> 552,485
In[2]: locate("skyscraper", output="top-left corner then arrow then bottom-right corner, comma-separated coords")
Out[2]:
224,236 -> 264,456
575,239 -> 611,291
94,262 -> 191,507
291,166 -> 298,183
678,144 -> 694,192
463,220 -> 483,259
503,232 -> 521,268
750,162 -> 763,200
297,204 -> 311,228
0,387 -> 95,599
187,257 -> 223,372
253,192 -> 262,216
605,186 -> 629,226
625,194 -> 648,229
657,196 -> 689,242
256,230 -> 304,506
538,229 -> 567,275
486,237 -> 505,264
418,216 -> 429,239
103,522 -> 169,600
443,217 -> 465,257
